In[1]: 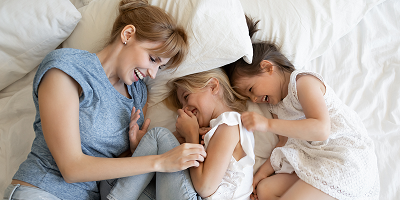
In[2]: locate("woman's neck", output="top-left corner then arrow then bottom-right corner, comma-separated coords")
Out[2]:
96,42 -> 123,86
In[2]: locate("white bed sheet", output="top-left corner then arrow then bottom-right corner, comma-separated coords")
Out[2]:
304,0 -> 400,198
0,0 -> 399,199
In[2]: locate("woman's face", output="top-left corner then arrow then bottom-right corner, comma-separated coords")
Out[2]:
117,39 -> 170,85
176,86 -> 216,127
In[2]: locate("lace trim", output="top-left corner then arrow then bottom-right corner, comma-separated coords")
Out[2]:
204,167 -> 244,200
297,168 -> 378,199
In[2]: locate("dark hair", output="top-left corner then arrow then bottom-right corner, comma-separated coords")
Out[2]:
107,0 -> 188,70
223,15 -> 295,85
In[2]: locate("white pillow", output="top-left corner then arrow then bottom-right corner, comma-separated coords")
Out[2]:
62,0 -> 253,106
0,0 -> 81,91
239,0 -> 386,69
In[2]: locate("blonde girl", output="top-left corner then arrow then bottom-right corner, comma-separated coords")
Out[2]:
222,16 -> 380,200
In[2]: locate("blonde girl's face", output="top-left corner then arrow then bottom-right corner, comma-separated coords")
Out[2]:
176,86 -> 216,127
234,65 -> 284,105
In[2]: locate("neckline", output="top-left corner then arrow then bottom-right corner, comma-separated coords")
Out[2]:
94,54 -> 134,102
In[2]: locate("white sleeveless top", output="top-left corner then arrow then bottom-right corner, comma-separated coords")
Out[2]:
203,112 -> 255,200
269,70 -> 380,200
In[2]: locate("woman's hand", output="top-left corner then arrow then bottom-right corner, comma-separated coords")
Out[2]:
129,107 -> 150,153
158,143 -> 207,172
176,109 -> 199,143
241,111 -> 269,132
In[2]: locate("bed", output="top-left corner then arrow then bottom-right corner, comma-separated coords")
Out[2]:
0,0 -> 399,199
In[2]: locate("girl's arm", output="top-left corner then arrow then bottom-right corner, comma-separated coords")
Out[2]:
242,75 -> 330,141
38,69 -> 205,183
187,124 -> 240,198
175,109 -> 239,197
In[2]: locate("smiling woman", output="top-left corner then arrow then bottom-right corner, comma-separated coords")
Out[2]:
3,0 -> 195,199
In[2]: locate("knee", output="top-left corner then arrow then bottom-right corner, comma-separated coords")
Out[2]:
256,179 -> 279,200
147,127 -> 171,138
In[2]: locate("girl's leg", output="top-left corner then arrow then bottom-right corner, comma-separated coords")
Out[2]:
256,173 -> 298,200
154,128 -> 199,200
107,127 -> 164,200
280,180 -> 336,200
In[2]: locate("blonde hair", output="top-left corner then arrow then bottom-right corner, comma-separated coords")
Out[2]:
166,68 -> 247,112
108,0 -> 188,70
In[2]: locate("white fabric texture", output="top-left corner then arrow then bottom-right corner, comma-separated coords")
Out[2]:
62,0 -> 253,106
203,112 -> 255,200
246,102 -> 278,174
0,0 -> 81,91
269,70 -> 380,200
1,0 -> 400,199
239,0 -> 386,69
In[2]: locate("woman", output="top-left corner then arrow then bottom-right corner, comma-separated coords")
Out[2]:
4,0 -> 206,199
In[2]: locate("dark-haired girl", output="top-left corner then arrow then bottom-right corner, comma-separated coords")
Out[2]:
223,16 -> 380,200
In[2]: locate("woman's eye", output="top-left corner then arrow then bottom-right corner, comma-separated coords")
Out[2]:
150,57 -> 156,63
249,87 -> 253,92
184,94 -> 189,100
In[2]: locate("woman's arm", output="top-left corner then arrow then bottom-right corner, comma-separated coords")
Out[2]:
38,69 -> 205,183
242,75 -> 330,141
186,124 -> 239,198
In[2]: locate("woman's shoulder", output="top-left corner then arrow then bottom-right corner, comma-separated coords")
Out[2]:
44,48 -> 92,62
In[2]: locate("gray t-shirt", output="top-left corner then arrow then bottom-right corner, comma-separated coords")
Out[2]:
13,48 -> 147,199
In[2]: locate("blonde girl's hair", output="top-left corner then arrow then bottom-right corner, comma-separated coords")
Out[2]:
107,0 -> 188,70
166,68 -> 247,112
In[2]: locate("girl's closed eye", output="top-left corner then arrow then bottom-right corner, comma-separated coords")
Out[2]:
150,56 -> 156,63
184,93 -> 190,100
249,87 -> 253,92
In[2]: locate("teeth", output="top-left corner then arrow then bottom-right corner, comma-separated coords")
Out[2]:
263,96 -> 268,102
134,69 -> 143,80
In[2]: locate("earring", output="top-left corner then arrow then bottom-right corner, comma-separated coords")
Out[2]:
123,41 -> 127,45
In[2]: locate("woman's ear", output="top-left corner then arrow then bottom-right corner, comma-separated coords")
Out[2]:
121,25 -> 136,44
260,60 -> 274,74
208,78 -> 220,95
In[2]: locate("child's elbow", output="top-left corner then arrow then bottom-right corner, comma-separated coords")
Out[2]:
318,122 -> 331,141
194,182 -> 215,198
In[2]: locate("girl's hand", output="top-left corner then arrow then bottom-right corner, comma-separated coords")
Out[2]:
176,109 -> 199,143
158,143 -> 207,172
199,127 -> 211,145
250,192 -> 258,200
129,107 -> 150,153
241,112 -> 269,132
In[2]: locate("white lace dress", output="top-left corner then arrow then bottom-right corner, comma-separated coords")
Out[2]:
269,70 -> 380,200
203,112 -> 255,200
